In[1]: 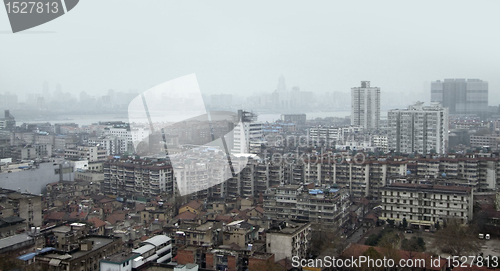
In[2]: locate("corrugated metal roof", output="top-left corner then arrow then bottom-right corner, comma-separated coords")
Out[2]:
141,235 -> 171,247
17,252 -> 36,261
17,247 -> 55,261
132,244 -> 155,255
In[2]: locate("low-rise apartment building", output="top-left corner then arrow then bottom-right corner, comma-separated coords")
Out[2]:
103,158 -> 175,198
222,220 -> 259,248
264,185 -> 351,227
132,235 -> 172,267
65,146 -> 107,162
35,236 -> 122,271
0,188 -> 42,227
380,183 -> 473,230
266,220 -> 312,262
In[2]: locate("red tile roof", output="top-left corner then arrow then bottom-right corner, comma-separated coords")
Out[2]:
106,213 -> 126,225
135,204 -> 146,212
87,217 -> 106,228
254,207 -> 265,214
175,211 -> 198,221
181,200 -> 202,210
69,212 -> 88,220
99,197 -> 115,204
44,211 -> 66,221
215,215 -> 233,223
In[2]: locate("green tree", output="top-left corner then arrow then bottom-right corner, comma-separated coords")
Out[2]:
361,247 -> 384,271
432,219 -> 480,255
365,234 -> 379,246
378,231 -> 401,271
310,224 -> 349,257
401,236 -> 426,252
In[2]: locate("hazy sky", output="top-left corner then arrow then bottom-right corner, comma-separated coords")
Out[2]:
1,0 -> 500,104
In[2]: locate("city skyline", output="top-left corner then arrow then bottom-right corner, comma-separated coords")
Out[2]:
1,76 -> 495,112
2,2 -> 500,269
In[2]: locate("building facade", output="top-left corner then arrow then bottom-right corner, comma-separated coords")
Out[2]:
35,236 -> 122,271
388,102 -> 449,155
65,146 -> 107,162
0,189 -> 42,227
351,81 -> 380,130
232,110 -> 263,154
431,78 -> 488,115
266,220 -> 312,262
380,183 -> 473,230
263,185 -> 351,226
103,158 -> 175,198
470,135 -> 500,150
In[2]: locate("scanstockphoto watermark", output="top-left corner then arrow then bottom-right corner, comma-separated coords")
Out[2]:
263,149 -> 367,166
264,133 -> 372,150
291,256 -> 432,269
3,0 -> 79,33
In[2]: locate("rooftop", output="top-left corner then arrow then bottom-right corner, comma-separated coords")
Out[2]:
101,252 -> 140,264
141,235 -> 171,247
132,244 -> 155,255
0,233 -> 33,251
267,220 -> 311,235
0,216 -> 25,225
196,221 -> 215,231
39,237 -> 118,261
384,183 -> 471,194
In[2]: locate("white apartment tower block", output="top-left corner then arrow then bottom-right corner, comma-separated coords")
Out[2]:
351,81 -> 380,130
388,102 -> 449,155
232,110 -> 263,154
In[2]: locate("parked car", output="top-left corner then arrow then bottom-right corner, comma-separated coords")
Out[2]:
405,230 -> 413,233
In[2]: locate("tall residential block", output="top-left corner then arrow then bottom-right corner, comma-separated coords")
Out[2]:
388,102 -> 449,155
232,110 -> 263,154
431,78 -> 488,115
351,81 -> 380,130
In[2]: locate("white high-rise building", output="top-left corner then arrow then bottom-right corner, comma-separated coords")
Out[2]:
106,126 -> 150,153
388,102 -> 449,155
351,81 -> 380,130
232,110 -> 263,154
232,122 -> 263,154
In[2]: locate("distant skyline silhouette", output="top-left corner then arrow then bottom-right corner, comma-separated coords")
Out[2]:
1,1 -> 499,104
